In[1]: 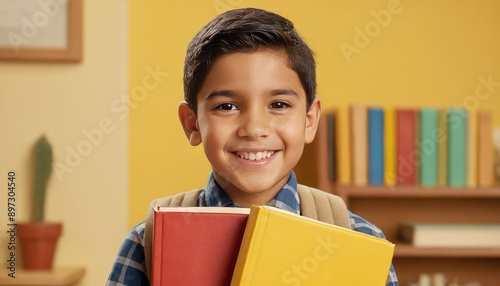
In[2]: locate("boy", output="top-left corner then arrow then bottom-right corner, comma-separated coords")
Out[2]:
107,8 -> 398,286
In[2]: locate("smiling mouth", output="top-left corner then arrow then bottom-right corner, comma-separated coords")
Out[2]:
235,150 -> 275,161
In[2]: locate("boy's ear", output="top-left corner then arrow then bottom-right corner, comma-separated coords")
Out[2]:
304,97 -> 321,144
178,102 -> 202,146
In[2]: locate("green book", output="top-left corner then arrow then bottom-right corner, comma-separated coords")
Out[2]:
437,109 -> 448,186
419,109 -> 439,186
447,108 -> 467,187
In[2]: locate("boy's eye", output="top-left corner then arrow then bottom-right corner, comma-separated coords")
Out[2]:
269,101 -> 290,109
215,103 -> 237,111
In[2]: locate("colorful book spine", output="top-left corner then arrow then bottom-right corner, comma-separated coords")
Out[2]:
384,108 -> 396,186
396,109 -> 417,185
437,109 -> 448,186
414,111 -> 421,184
350,104 -> 368,186
478,110 -> 494,187
466,111 -> 478,187
448,108 -> 467,187
368,108 -> 384,185
336,107 -> 351,185
327,112 -> 337,182
419,109 -> 439,186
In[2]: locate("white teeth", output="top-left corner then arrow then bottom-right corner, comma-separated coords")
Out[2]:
236,150 -> 275,161
256,152 -> 263,160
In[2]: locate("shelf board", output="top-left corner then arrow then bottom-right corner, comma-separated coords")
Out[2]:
0,267 -> 85,286
335,185 -> 500,198
395,244 -> 500,258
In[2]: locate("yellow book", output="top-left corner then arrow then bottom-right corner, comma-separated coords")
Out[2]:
231,205 -> 395,286
384,108 -> 396,186
466,111 -> 478,187
336,106 -> 351,185
437,109 -> 448,186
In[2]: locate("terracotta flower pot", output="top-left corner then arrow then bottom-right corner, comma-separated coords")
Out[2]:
17,222 -> 63,270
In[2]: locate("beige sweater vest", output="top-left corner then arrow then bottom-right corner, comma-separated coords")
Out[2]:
143,184 -> 351,281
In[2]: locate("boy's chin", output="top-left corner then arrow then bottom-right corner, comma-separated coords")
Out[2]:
230,180 -> 285,197
213,171 -> 289,195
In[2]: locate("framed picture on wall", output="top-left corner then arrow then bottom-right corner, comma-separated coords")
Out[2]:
0,0 -> 82,62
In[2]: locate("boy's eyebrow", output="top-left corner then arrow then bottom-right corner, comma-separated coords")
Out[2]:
205,90 -> 236,101
270,89 -> 299,97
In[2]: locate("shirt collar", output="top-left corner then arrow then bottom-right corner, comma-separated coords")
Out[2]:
198,171 -> 300,215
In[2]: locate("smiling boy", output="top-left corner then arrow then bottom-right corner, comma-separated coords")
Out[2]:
107,8 -> 398,286
180,50 -> 317,207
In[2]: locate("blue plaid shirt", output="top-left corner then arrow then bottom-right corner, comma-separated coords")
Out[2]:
106,172 -> 398,285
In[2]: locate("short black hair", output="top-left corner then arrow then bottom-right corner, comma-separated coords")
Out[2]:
183,8 -> 316,112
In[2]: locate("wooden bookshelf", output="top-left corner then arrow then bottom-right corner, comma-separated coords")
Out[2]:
336,185 -> 500,199
294,117 -> 500,286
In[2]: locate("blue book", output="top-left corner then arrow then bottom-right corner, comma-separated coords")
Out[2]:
368,108 -> 384,185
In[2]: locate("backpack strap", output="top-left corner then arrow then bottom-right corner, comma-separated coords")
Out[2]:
297,184 -> 351,229
144,189 -> 202,280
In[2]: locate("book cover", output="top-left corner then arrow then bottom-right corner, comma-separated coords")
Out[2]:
384,108 -> 396,186
396,109 -> 417,185
448,108 -> 467,187
326,112 -> 337,182
231,205 -> 395,286
478,110 -> 494,187
495,128 -> 500,183
152,207 -> 250,286
414,110 -> 421,185
398,223 -> 500,248
466,110 -> 478,187
336,106 -> 351,185
437,109 -> 448,186
350,104 -> 368,186
368,108 -> 384,185
419,109 -> 439,186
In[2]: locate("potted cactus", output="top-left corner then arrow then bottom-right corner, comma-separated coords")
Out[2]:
17,136 -> 62,270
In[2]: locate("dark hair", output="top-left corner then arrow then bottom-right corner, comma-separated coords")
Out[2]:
183,8 -> 316,112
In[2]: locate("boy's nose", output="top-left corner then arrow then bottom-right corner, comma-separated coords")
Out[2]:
237,110 -> 271,139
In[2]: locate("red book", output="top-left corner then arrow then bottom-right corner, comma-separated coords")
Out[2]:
152,207 -> 250,286
396,109 -> 417,185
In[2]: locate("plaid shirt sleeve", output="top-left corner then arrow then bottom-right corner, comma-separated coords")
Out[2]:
106,222 -> 150,286
350,212 -> 399,286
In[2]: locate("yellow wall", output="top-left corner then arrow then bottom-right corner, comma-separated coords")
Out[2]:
130,0 -> 500,226
0,1 -> 128,285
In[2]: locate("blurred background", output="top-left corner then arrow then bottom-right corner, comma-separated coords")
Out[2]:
0,0 -> 499,285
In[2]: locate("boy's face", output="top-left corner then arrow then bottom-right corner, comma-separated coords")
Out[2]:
179,50 -> 320,206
